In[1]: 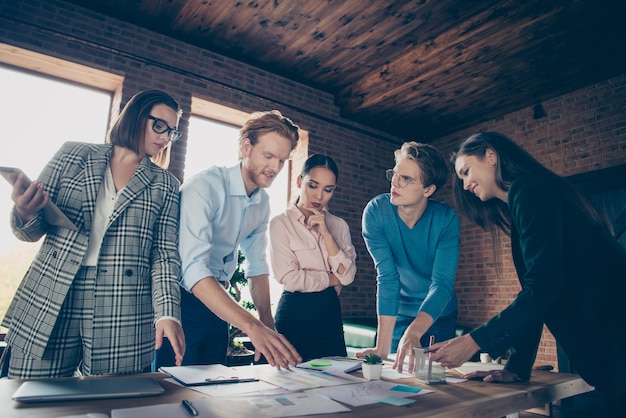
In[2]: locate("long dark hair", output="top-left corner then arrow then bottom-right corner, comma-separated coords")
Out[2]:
451,131 -> 606,238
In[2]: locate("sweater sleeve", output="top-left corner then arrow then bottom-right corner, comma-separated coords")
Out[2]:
417,207 -> 460,321
362,196 -> 401,316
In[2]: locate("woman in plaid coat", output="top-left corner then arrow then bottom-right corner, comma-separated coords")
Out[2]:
1,90 -> 185,378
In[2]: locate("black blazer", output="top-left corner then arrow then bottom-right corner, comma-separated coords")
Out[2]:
470,176 -> 626,395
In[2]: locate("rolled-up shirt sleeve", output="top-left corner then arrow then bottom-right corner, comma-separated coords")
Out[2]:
240,217 -> 270,278
269,205 -> 356,292
327,222 -> 356,286
178,173 -> 223,291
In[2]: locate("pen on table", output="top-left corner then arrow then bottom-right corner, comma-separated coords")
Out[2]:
181,399 -> 198,416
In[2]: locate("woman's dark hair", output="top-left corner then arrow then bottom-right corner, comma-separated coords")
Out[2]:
108,89 -> 182,168
294,154 -> 339,206
451,131 -> 606,238
300,153 -> 339,181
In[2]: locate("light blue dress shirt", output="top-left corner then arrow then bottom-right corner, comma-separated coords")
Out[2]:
179,164 -> 270,291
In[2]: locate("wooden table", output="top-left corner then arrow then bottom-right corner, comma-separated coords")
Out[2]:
1,369 -> 593,418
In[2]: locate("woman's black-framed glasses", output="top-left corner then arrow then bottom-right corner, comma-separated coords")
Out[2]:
147,115 -> 182,143
386,169 -> 418,188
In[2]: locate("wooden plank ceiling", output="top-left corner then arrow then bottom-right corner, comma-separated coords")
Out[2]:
64,0 -> 626,142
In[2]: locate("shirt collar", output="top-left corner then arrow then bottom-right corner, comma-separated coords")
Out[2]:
227,163 -> 262,204
286,203 -> 307,225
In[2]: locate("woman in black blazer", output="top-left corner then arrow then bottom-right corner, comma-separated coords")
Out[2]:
430,132 -> 626,416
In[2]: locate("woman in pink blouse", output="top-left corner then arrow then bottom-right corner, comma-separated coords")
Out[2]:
269,154 -> 357,361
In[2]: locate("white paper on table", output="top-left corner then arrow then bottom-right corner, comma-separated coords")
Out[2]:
296,357 -> 366,383
453,361 -> 505,375
234,363 -> 359,391
111,397 -> 267,418
306,379 -> 433,407
159,364 -> 256,386
297,357 -> 364,373
165,377 -> 282,397
381,364 -> 415,380
381,365 -> 466,384
243,393 -> 350,417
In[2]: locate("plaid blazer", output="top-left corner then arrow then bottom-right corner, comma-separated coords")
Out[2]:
2,142 -> 182,373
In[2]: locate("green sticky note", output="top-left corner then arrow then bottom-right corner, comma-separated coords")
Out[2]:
390,385 -> 422,393
309,360 -> 332,367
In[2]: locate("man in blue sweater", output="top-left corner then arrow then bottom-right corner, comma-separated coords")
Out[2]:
357,142 -> 460,374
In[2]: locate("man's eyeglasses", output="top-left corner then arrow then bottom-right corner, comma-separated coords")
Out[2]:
386,169 -> 419,188
147,115 -> 182,143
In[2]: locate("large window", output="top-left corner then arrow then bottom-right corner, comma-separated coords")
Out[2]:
0,66 -> 112,331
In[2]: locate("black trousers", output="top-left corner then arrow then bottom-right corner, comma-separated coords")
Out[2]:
275,287 -> 347,362
154,288 -> 228,368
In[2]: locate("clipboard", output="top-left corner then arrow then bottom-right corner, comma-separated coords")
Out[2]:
0,166 -> 78,231
159,364 -> 259,387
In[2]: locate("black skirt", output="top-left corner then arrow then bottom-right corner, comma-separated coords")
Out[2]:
275,287 -> 347,361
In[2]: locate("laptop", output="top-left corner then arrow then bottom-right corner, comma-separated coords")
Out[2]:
12,376 -> 165,403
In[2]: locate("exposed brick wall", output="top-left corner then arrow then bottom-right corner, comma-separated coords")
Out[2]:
1,0 -> 625,369
430,75 -> 626,368
0,0 -> 400,323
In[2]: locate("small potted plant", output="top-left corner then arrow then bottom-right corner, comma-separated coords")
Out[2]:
362,353 -> 383,380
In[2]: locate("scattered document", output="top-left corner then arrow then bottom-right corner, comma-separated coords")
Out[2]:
381,364 -> 415,380
245,393 -> 350,417
236,364 -> 359,391
112,397 -> 266,418
306,379 -> 433,407
453,361 -> 505,376
165,377 -> 282,397
381,365 -> 466,384
296,357 -> 365,382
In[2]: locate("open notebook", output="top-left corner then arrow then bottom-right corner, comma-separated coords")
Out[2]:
12,376 -> 164,403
